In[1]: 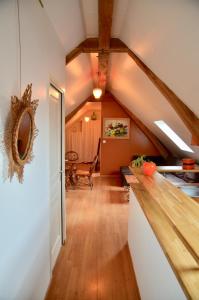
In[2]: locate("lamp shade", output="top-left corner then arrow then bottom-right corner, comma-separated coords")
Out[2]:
84,116 -> 90,122
93,88 -> 102,99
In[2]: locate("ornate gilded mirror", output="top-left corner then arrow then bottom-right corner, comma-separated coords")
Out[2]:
13,108 -> 33,163
4,84 -> 39,182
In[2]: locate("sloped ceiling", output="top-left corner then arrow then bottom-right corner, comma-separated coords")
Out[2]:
44,0 -> 199,158
43,0 -> 93,115
108,0 -> 199,158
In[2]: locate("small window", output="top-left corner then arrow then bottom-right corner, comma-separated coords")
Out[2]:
154,120 -> 194,153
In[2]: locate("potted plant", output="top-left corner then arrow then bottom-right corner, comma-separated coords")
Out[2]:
131,155 -> 157,176
131,155 -> 146,168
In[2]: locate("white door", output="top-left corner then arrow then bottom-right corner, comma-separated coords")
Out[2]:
49,85 -> 62,271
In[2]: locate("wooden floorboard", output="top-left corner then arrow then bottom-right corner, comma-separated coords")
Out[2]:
45,176 -> 140,300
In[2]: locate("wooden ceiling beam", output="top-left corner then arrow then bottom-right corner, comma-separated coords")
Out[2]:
98,0 -> 114,49
110,38 -> 128,53
65,38 -> 128,65
81,38 -> 99,53
81,38 -> 128,53
110,93 -> 170,159
98,0 -> 114,93
128,49 -> 199,145
65,46 -> 82,65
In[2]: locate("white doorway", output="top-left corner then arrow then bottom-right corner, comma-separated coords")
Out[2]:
49,83 -> 65,272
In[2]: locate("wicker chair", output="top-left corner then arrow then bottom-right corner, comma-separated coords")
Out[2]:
75,155 -> 98,190
65,151 -> 79,162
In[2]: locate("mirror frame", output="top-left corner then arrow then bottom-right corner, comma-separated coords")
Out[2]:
4,84 -> 39,182
12,107 -> 33,166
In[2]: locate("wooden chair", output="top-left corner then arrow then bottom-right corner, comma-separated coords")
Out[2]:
65,151 -> 79,190
65,163 -> 71,191
75,155 -> 98,190
65,161 -> 77,190
65,151 -> 79,162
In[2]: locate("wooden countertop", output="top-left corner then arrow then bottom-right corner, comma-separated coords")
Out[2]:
129,167 -> 199,300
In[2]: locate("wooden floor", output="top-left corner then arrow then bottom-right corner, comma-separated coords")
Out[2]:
46,176 -> 140,300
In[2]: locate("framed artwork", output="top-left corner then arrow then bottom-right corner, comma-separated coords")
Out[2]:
103,118 -> 130,139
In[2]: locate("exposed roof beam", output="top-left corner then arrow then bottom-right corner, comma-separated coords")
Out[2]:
81,38 -> 99,53
110,38 -> 128,53
110,93 -> 170,159
65,47 -> 82,65
81,38 -> 128,53
65,38 -> 128,65
98,0 -> 114,49
65,36 -> 199,144
65,95 -> 96,123
98,0 -> 114,93
128,49 -> 199,145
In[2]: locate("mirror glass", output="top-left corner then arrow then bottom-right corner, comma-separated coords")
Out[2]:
17,112 -> 32,160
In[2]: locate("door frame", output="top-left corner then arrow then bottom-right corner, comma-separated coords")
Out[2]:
49,82 -> 66,247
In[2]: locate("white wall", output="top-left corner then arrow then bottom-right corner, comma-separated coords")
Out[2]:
0,1 -> 66,299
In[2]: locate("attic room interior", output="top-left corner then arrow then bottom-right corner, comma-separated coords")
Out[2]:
0,0 -> 199,300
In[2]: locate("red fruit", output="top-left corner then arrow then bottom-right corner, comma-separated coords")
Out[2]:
142,162 -> 157,176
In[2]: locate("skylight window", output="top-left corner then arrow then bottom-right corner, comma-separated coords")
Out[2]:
154,120 -> 194,153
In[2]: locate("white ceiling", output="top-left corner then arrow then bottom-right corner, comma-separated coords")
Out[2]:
65,53 -> 93,115
43,0 -> 86,53
43,0 -> 199,158
80,0 -> 98,37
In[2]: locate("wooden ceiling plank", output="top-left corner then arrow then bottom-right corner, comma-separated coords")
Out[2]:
128,49 -> 199,144
110,93 -> 170,159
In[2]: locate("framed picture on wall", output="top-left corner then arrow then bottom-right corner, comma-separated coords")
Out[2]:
103,118 -> 130,139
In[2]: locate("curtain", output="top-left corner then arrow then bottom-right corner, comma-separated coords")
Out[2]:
66,112 -> 101,162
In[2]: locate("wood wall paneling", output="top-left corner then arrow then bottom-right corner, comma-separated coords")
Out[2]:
111,94 -> 170,159
100,93 -> 160,175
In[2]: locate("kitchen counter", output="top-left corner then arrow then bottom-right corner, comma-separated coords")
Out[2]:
128,167 -> 199,300
157,165 -> 199,173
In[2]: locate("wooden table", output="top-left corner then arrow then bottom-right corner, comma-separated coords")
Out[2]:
157,165 -> 199,173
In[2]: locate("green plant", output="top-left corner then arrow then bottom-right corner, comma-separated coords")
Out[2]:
131,155 -> 146,168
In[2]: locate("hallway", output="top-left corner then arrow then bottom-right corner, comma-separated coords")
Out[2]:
46,177 -> 140,300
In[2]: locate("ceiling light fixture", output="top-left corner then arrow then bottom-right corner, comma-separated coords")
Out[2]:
84,116 -> 90,122
93,70 -> 102,99
93,88 -> 102,99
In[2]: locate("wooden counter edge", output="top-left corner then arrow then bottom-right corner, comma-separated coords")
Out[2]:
128,167 -> 199,300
